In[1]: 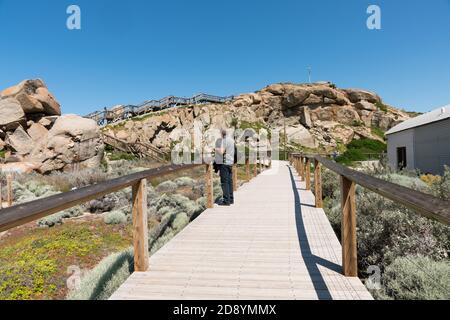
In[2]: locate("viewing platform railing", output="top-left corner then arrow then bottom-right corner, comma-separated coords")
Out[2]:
289,153 -> 450,277
0,159 -> 268,272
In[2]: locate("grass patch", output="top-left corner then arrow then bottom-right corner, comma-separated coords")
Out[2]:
336,138 -> 386,165
0,150 -> 5,159
0,221 -> 132,300
352,120 -> 364,127
108,152 -> 138,161
401,109 -> 423,118
375,101 -> 388,112
239,121 -> 271,139
371,126 -> 386,140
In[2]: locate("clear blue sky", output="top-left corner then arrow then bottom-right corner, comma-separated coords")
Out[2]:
0,0 -> 449,114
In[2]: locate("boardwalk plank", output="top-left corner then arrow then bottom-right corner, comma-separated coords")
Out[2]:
110,161 -> 373,300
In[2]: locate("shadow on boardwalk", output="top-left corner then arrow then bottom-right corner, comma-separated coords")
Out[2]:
287,165 -> 342,299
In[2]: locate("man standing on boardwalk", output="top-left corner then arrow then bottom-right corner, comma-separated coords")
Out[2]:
215,128 -> 235,206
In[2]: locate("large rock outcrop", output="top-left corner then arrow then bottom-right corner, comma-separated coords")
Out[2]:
0,79 -> 104,173
104,82 -> 410,152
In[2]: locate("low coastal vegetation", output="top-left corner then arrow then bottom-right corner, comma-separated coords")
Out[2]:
321,165 -> 450,299
336,138 -> 387,165
0,157 -> 228,300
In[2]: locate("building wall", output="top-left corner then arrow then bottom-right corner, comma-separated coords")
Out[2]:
387,129 -> 415,171
413,118 -> 450,175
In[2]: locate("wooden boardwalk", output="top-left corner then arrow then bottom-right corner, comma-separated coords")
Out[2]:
110,161 -> 373,300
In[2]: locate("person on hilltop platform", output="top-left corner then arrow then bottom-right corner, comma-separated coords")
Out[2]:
215,129 -> 235,206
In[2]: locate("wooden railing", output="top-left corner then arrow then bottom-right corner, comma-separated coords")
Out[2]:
102,133 -> 169,163
289,153 -> 450,277
0,174 -> 13,209
0,161 -> 267,272
85,93 -> 234,126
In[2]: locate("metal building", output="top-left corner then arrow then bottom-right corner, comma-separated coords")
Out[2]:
386,105 -> 450,175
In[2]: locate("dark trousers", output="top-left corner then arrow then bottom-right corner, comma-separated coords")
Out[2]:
219,165 -> 234,204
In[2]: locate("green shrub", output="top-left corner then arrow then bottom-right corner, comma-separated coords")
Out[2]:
321,167 -> 450,300
108,152 -> 137,161
352,120 -> 364,127
374,255 -> 450,300
379,173 -> 428,191
156,180 -> 178,193
172,212 -> 189,231
375,101 -> 388,112
104,210 -> 128,225
153,193 -> 203,219
429,166 -> 450,201
174,176 -> 195,187
336,139 -> 386,165
66,248 -> 134,300
38,206 -> 84,228
371,126 -> 385,140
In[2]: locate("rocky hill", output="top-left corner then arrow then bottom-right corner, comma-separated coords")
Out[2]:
0,79 -> 104,173
103,82 -> 410,152
0,80 -> 410,174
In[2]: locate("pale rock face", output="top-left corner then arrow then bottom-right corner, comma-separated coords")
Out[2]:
104,82 -> 411,151
359,110 -> 374,127
6,126 -> 34,155
334,106 -> 361,125
283,88 -> 310,108
38,116 -> 57,128
152,130 -> 171,151
0,162 -> 41,174
329,125 -> 355,145
303,94 -> 322,105
355,100 -> 377,111
1,79 -> 61,115
263,84 -> 285,96
284,125 -> 317,148
343,88 -> 381,104
49,114 -> 99,140
300,107 -> 312,128
28,115 -> 104,173
27,123 -> 49,142
0,80 -> 105,173
116,130 -> 129,141
0,98 -> 25,126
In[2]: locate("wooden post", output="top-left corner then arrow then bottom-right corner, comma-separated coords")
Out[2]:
245,158 -> 250,181
314,159 -> 323,208
132,178 -> 149,272
299,157 -> 304,181
305,158 -> 311,190
253,158 -> 258,177
232,165 -> 238,192
205,164 -> 214,208
341,176 -> 357,277
0,180 -> 3,209
7,174 -> 13,207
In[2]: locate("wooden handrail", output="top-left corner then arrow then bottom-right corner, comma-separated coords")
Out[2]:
0,160 -> 267,271
314,155 -> 450,225
291,153 -> 450,225
0,164 -> 201,233
290,152 -> 450,277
